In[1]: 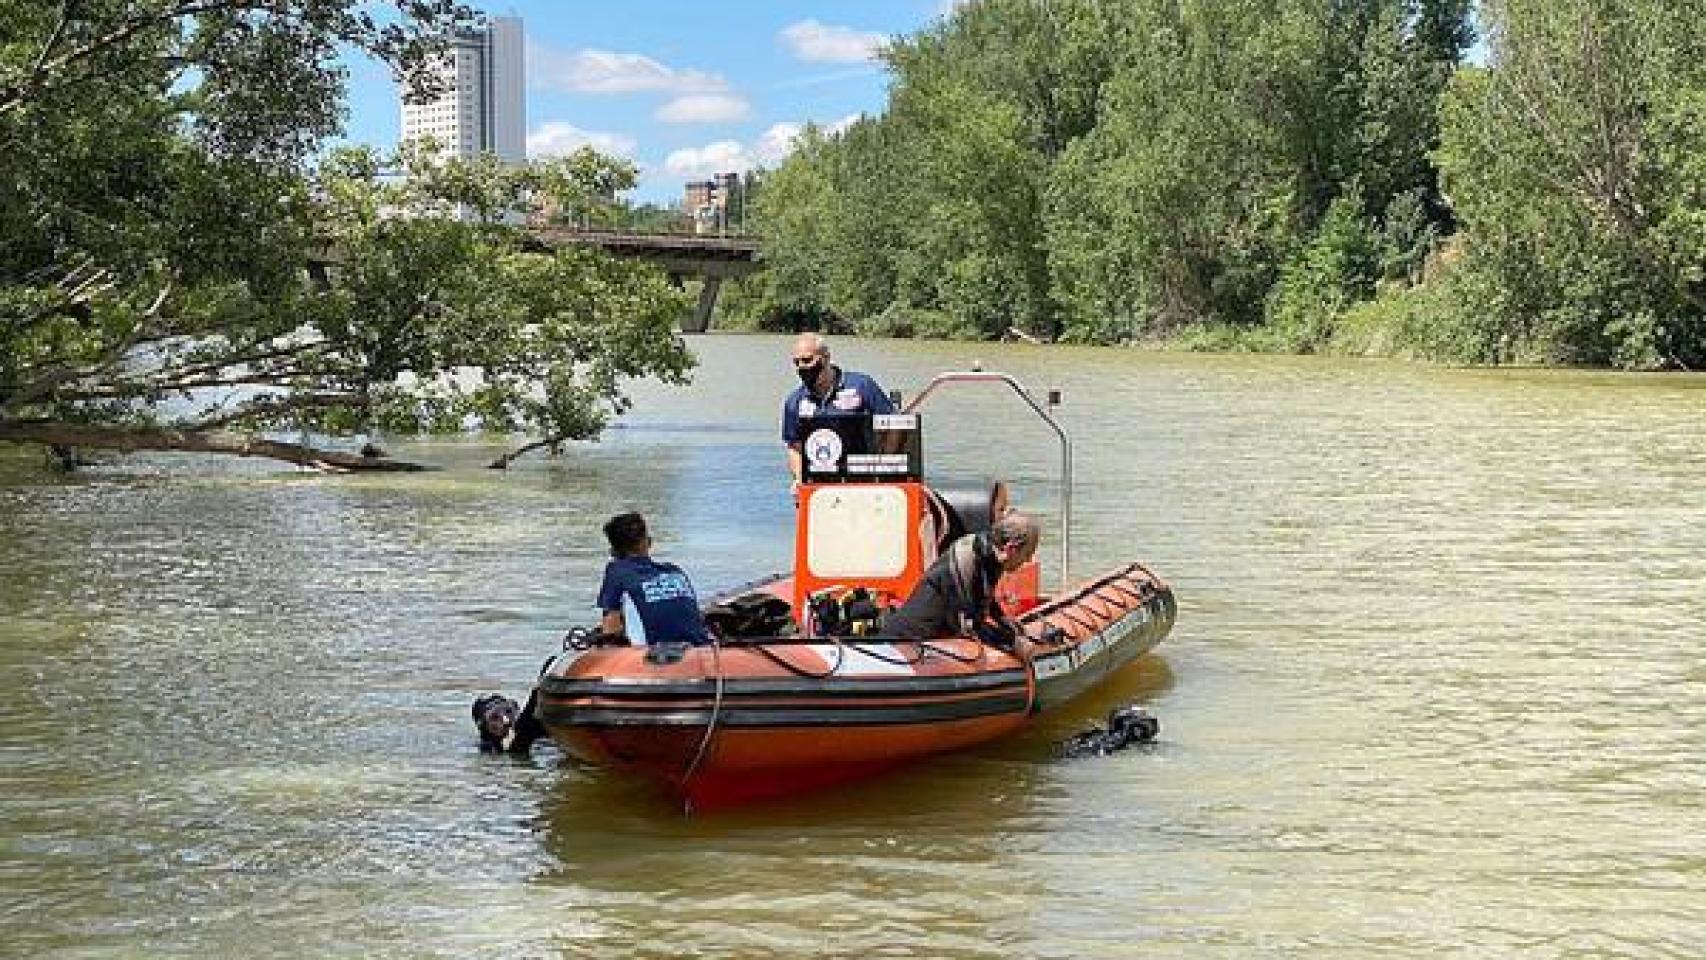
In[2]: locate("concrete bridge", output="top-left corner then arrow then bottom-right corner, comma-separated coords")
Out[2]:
526,228 -> 763,333
311,227 -> 764,333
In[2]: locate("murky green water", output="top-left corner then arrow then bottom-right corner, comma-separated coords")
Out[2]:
3,336 -> 1703,958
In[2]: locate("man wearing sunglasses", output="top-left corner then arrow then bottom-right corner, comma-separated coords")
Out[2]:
781,332 -> 895,491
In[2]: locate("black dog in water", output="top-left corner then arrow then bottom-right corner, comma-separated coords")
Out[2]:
1058,705 -> 1160,758
472,691 -> 546,755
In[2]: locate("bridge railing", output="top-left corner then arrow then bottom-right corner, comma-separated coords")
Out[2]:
530,225 -> 762,244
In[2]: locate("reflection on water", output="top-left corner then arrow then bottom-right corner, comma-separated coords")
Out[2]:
2,337 -> 1704,957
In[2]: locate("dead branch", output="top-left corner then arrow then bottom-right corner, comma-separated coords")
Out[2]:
488,434 -> 568,469
0,420 -> 432,472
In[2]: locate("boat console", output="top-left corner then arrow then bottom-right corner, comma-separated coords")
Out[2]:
791,412 -> 929,632
790,411 -> 1040,634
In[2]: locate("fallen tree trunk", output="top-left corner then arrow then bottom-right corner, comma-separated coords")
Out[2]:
0,422 -> 432,472
488,434 -> 568,470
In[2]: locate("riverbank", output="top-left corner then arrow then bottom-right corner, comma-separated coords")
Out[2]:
716,263 -> 1688,371
719,272 -> 1692,373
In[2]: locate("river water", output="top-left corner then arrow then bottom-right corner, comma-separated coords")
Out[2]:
2,336 -> 1702,958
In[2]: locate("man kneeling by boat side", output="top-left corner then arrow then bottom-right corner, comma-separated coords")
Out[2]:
882,511 -> 1039,648
598,512 -> 711,647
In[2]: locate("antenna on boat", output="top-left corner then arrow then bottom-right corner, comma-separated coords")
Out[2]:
903,371 -> 1073,593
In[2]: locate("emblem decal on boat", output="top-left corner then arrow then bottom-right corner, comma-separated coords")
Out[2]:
805,428 -> 843,472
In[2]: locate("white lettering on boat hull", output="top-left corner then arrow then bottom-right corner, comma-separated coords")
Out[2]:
1030,605 -> 1152,681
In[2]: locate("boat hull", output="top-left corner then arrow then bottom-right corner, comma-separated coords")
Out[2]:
1022,564 -> 1178,711
536,564 -> 1173,807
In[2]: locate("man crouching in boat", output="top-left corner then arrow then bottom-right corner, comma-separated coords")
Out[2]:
882,511 -> 1039,650
597,511 -> 711,647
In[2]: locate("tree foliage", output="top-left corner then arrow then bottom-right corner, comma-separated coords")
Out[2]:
309,146 -> 693,441
1,1 -> 694,468
1435,0 -> 1706,367
744,0 -> 1477,347
750,0 -> 1704,368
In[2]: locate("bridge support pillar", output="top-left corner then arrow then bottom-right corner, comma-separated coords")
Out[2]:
683,277 -> 721,334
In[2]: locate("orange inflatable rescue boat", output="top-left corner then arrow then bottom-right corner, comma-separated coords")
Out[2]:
535,372 -> 1175,809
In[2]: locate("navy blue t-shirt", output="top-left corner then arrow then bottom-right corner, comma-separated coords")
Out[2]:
596,556 -> 709,646
781,367 -> 895,445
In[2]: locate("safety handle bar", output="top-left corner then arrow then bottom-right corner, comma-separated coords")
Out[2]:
903,371 -> 1071,593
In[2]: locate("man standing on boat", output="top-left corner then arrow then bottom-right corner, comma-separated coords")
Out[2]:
882,511 -> 1040,648
782,333 -> 895,493
597,512 -> 710,647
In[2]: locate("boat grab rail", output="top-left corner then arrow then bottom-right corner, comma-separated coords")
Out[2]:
902,371 -> 1072,593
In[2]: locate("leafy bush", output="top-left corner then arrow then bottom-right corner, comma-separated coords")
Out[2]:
1267,196 -> 1380,352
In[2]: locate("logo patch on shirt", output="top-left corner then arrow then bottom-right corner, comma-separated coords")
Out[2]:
831,388 -> 863,411
640,571 -> 695,603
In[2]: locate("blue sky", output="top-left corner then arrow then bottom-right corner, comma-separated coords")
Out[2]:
339,1 -> 961,203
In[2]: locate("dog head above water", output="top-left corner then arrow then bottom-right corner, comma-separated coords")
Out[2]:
1057,705 -> 1160,759
472,694 -> 521,750
1105,705 -> 1158,745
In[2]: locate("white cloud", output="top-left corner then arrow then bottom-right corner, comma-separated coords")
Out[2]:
826,113 -> 863,136
779,20 -> 886,63
667,114 -> 868,179
526,121 -> 637,158
530,44 -> 728,94
655,93 -> 752,124
664,140 -> 753,179
771,66 -> 881,91
753,123 -> 804,166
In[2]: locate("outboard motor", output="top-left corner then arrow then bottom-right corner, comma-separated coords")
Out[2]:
926,481 -> 1009,553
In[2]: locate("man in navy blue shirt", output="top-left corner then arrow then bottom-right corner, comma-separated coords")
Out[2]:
782,332 -> 895,490
596,512 -> 710,646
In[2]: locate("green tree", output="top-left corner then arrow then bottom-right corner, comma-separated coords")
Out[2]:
313,147 -> 693,465
747,125 -> 845,329
752,0 -> 1474,347
0,2 -> 694,469
1436,0 -> 1706,367
1046,0 -> 1299,340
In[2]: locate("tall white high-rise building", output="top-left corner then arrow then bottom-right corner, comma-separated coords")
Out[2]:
400,16 -> 525,164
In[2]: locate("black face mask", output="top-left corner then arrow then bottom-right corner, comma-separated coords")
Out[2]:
796,361 -> 824,386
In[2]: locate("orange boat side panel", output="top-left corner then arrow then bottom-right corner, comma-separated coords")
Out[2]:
1017,564 -> 1167,644
701,715 -> 1029,769
556,639 -> 1021,683
554,712 -> 1027,774
791,482 -> 928,622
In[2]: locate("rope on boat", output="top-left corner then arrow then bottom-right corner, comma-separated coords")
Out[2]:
1103,578 -> 1148,606
840,638 -> 1001,666
1053,604 -> 1101,635
916,640 -> 988,665
753,638 -> 847,679
1085,590 -> 1123,621
681,636 -> 727,806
